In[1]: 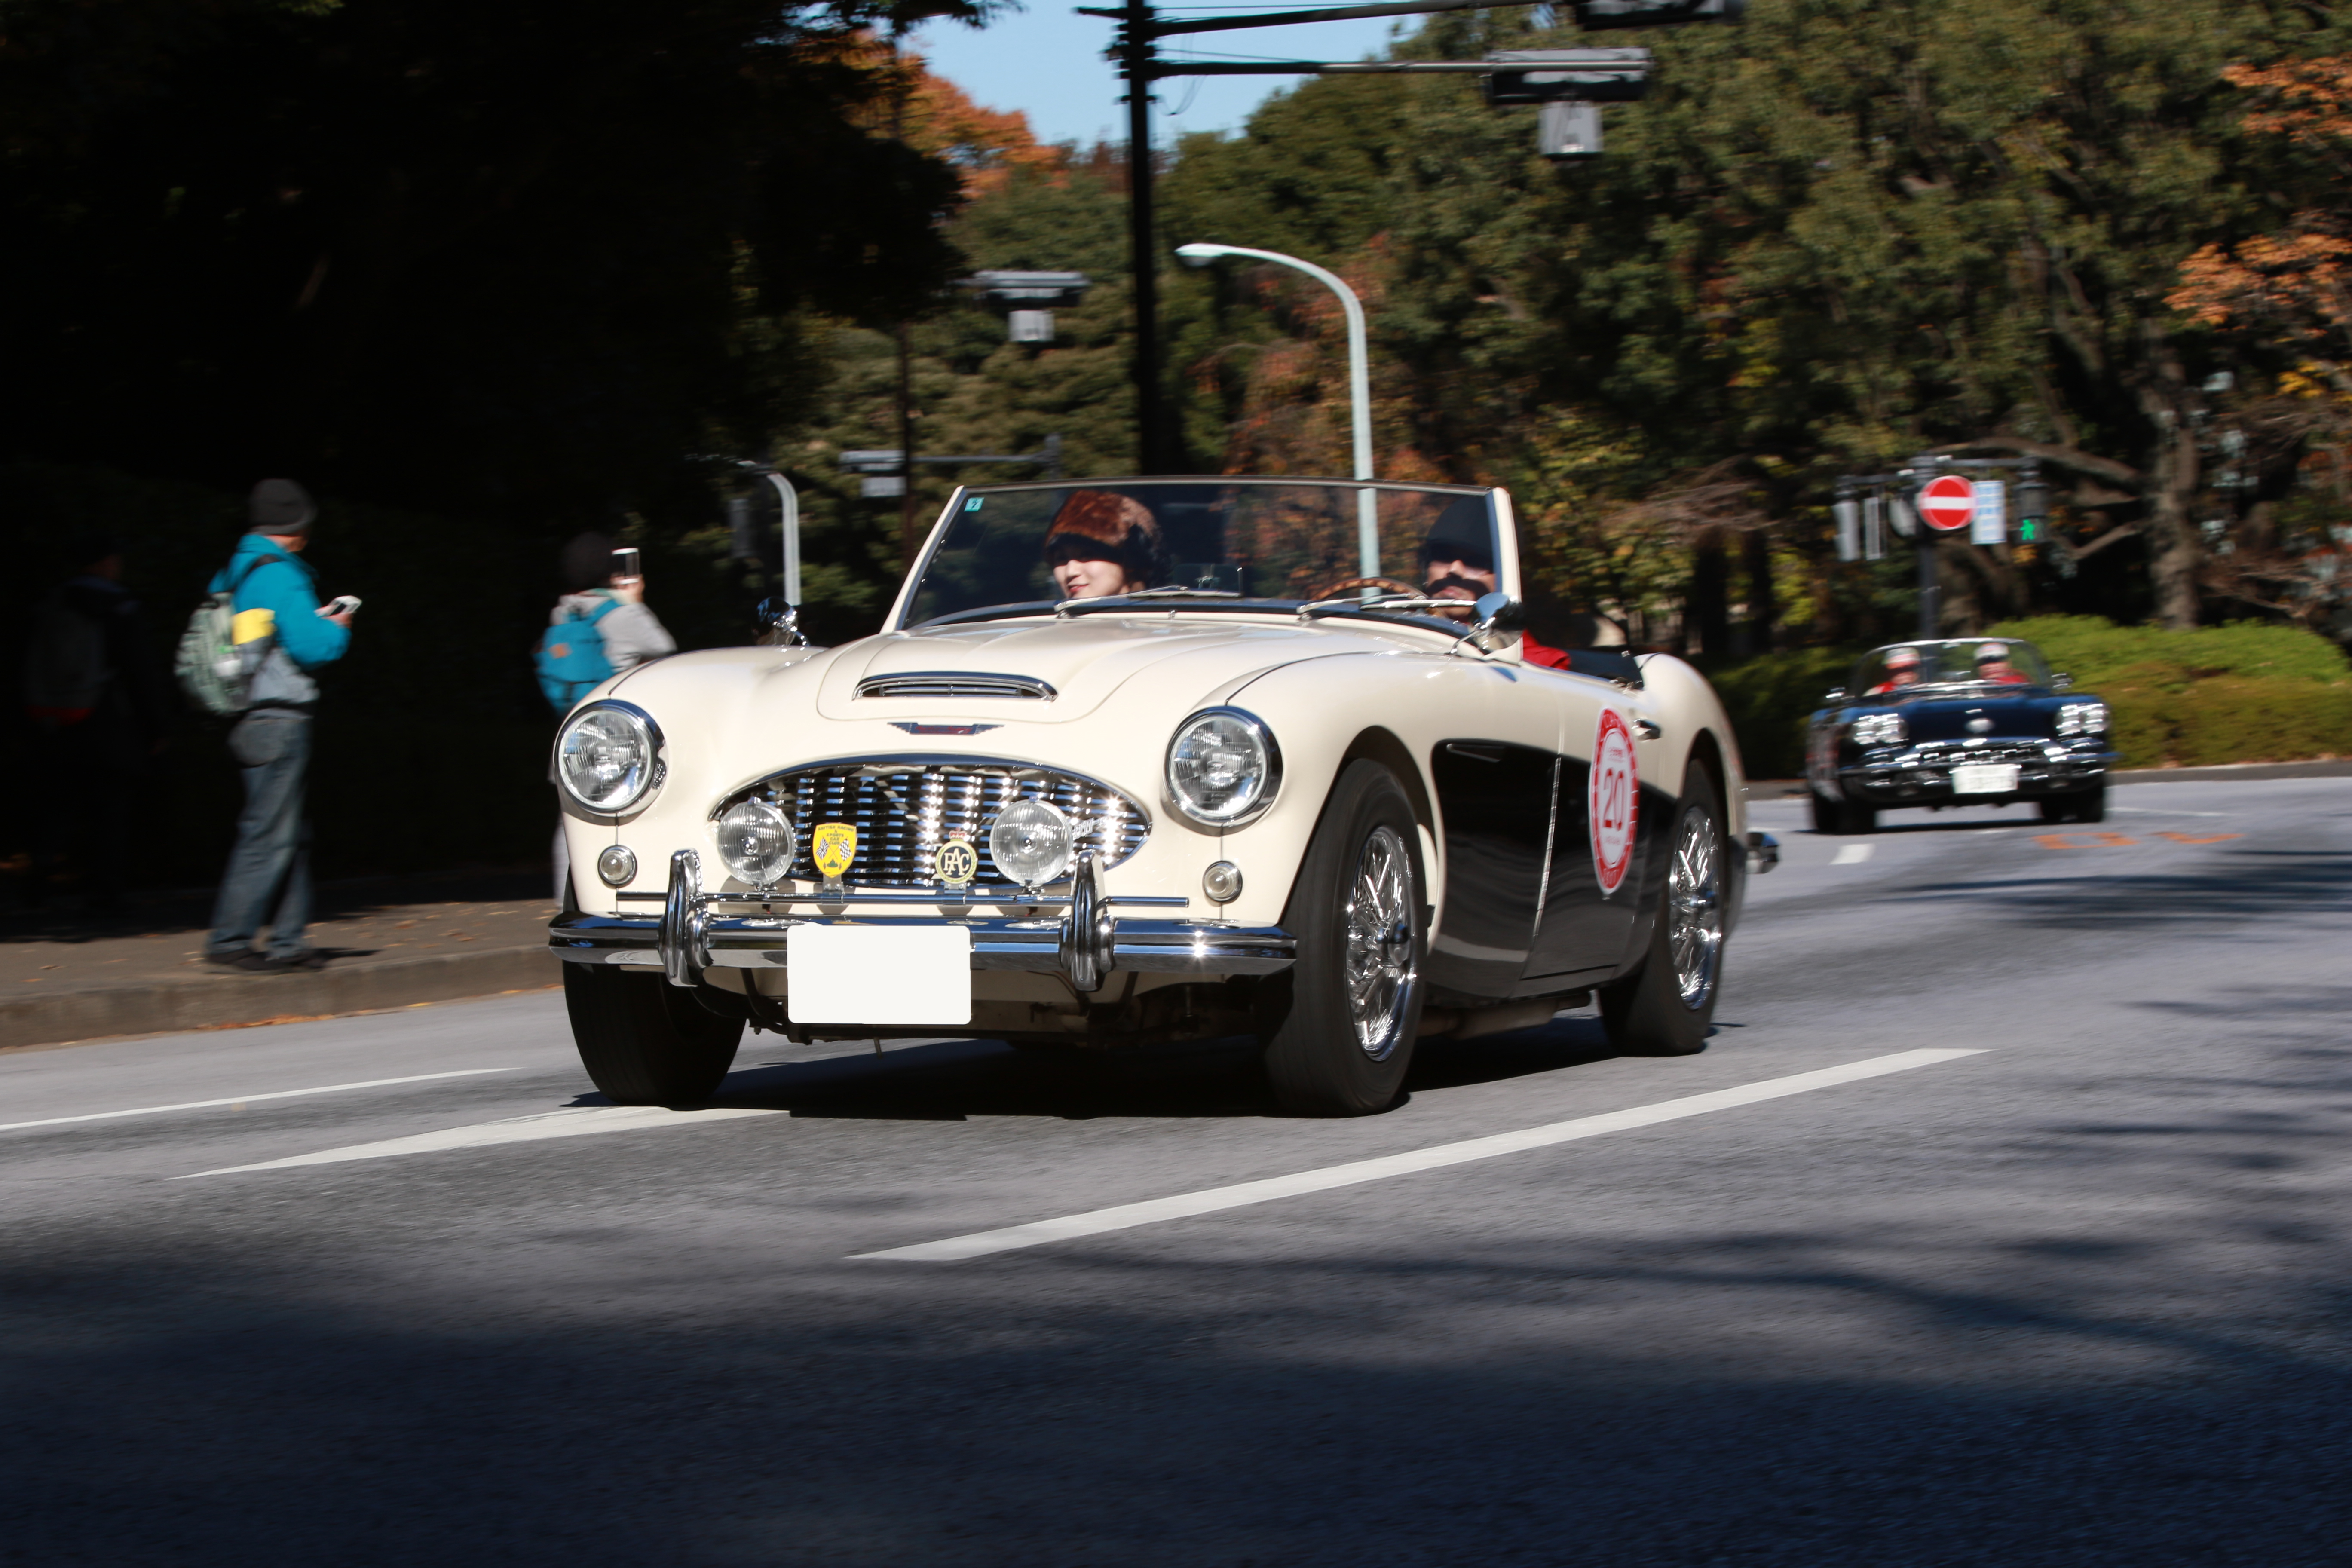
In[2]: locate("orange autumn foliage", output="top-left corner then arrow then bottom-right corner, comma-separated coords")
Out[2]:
836,36 -> 1065,199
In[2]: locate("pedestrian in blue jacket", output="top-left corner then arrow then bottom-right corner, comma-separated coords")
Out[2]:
205,479 -> 355,971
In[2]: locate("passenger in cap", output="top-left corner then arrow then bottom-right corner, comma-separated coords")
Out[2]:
1043,490 -> 1166,600
1867,646 -> 1922,695
1974,641 -> 2028,685
1415,500 -> 1574,669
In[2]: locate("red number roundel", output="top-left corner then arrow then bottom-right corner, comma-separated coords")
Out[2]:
1590,709 -> 1639,897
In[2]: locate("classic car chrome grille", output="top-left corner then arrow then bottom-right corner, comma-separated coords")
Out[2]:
853,672 -> 1057,701
738,761 -> 1147,889
1910,740 -> 2062,766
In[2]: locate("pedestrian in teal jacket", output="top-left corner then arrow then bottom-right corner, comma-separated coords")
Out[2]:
205,479 -> 357,971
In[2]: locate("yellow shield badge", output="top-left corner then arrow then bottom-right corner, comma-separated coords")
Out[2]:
811,822 -> 858,881
934,837 -> 978,887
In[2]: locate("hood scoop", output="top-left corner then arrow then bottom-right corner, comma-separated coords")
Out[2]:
854,671 -> 1057,701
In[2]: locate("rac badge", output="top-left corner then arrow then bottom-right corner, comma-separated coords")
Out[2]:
1589,709 -> 1639,898
811,823 -> 858,882
934,837 -> 978,887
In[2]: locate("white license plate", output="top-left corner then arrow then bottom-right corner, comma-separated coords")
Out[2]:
785,925 -> 972,1025
1951,763 -> 2020,796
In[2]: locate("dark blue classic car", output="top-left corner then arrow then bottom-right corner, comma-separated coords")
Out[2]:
1805,638 -> 2116,833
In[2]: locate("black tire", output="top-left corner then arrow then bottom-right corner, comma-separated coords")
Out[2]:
1810,788 -> 1874,835
564,962 -> 743,1106
1600,766 -> 1726,1057
1260,760 -> 1428,1117
2037,794 -> 2072,823
2037,784 -> 2107,824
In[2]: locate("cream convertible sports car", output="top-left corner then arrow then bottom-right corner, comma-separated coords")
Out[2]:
548,478 -> 1775,1116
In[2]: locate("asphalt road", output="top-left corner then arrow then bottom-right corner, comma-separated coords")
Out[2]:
4,777 -> 2348,1565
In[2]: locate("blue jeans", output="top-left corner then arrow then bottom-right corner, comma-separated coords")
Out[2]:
206,714 -> 315,960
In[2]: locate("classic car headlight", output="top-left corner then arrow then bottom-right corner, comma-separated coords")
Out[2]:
989,797 -> 1075,886
1165,707 -> 1281,826
715,798 -> 796,887
555,702 -> 663,814
2056,701 -> 2109,737
1850,711 -> 1907,747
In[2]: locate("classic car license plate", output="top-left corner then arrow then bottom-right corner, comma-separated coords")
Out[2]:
1951,763 -> 2020,795
785,925 -> 971,1025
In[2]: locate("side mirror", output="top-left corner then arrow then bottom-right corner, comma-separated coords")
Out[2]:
755,597 -> 807,648
2051,672 -> 2073,691
1473,590 -> 1522,631
1823,688 -> 1849,704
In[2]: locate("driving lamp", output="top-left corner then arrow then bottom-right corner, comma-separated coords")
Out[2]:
716,798 -> 796,887
989,797 -> 1075,887
1165,709 -> 1281,826
556,703 -> 662,813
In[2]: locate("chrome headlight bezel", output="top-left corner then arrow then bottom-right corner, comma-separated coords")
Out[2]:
1164,706 -> 1283,828
1850,711 -> 1907,748
2056,700 -> 2109,738
554,700 -> 666,817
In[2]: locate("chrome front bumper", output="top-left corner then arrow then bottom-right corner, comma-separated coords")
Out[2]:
548,850 -> 1296,993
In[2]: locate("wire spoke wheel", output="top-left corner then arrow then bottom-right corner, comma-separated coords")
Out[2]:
1342,824 -> 1416,1061
1666,805 -> 1724,1008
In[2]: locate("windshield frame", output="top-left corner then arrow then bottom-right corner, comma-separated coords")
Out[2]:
884,475 -> 1520,632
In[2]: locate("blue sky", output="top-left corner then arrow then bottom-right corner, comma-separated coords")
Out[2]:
909,5 -> 1408,146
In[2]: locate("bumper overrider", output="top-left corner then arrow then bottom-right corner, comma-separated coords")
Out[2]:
1840,744 -> 2118,803
548,848 -> 1298,993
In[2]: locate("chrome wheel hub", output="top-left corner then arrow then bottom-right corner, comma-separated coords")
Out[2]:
1667,806 -> 1724,1009
1344,825 -> 1417,1061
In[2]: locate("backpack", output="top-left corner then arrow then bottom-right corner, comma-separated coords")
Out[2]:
174,552 -> 287,718
24,589 -> 112,721
535,598 -> 620,712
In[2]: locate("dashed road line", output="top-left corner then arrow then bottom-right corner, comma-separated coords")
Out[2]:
0,1069 -> 517,1134
1832,843 -> 1875,864
174,1102 -> 786,1178
853,1048 -> 1988,1263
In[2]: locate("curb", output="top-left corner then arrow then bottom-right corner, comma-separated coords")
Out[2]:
1748,758 -> 2352,799
0,946 -> 560,1052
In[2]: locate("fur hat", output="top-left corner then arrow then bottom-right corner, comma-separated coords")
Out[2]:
1044,490 -> 1166,585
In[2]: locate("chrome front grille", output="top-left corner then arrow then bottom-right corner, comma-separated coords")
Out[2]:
854,671 -> 1056,701
733,760 -> 1148,889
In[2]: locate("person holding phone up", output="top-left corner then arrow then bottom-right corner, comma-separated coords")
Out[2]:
204,479 -> 355,971
541,532 -> 676,903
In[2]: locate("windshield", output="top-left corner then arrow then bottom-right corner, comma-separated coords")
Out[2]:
900,479 -> 1501,626
1851,639 -> 2054,695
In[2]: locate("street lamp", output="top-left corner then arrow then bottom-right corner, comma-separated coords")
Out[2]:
1177,241 -> 1378,581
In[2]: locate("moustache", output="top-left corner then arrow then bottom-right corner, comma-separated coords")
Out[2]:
1425,574 -> 1488,598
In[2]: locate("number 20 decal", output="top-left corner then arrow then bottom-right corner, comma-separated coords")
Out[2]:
1590,709 -> 1639,897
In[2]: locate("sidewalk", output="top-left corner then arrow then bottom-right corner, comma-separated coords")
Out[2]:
2,872 -> 559,1052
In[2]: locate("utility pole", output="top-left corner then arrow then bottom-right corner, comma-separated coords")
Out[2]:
891,26 -> 921,566
1120,0 -> 1165,472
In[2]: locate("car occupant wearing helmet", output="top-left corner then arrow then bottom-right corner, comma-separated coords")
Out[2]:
1867,645 -> 1922,694
1974,641 -> 2030,685
1043,490 -> 1168,600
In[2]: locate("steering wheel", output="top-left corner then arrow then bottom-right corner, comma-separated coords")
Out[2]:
1307,575 -> 1424,602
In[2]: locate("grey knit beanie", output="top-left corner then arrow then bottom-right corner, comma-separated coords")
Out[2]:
248,478 -> 316,534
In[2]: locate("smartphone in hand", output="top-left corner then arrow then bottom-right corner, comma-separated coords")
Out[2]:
319,594 -> 361,617
611,547 -> 642,584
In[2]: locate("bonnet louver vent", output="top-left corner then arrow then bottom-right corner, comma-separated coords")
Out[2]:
854,672 -> 1057,701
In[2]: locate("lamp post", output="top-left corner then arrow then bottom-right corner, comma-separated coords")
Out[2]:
1177,242 -> 1378,580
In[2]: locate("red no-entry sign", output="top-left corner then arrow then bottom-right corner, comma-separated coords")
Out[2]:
1918,474 -> 1975,532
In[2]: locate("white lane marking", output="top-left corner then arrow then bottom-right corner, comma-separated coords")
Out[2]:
0,1069 -> 517,1134
175,1103 -> 785,1178
854,1048 -> 1986,1262
1832,843 -> 1875,864
2112,806 -> 2229,818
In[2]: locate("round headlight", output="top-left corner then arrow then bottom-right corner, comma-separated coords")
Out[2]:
556,703 -> 662,814
1165,708 -> 1280,826
716,798 -> 796,887
988,797 -> 1074,887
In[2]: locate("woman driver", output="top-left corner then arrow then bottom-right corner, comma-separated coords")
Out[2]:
1043,490 -> 1167,600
